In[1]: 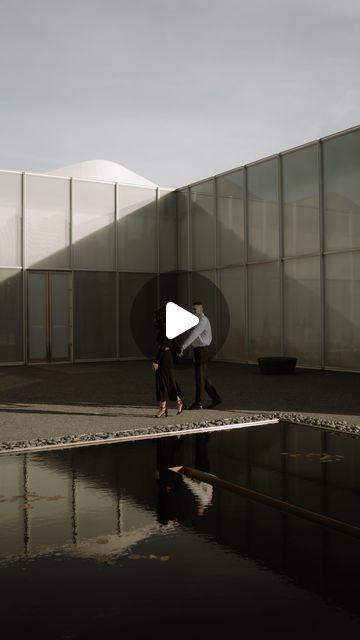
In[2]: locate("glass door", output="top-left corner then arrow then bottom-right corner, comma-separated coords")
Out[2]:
28,272 -> 48,362
27,271 -> 71,363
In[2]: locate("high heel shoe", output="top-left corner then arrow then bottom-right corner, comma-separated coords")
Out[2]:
155,403 -> 168,418
176,399 -> 187,415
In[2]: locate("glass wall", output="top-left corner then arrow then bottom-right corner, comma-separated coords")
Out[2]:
74,272 -> 116,360
324,252 -> 360,369
25,175 -> 71,268
217,170 -> 244,267
177,189 -> 189,271
323,129 -> 360,252
0,171 -> 22,267
0,125 -> 359,370
190,180 -> 215,271
247,159 -> 279,262
117,186 -> 157,272
159,189 -> 177,273
0,269 -> 23,362
73,180 -> 115,270
284,257 -> 321,366
282,145 -> 319,257
248,262 -> 281,359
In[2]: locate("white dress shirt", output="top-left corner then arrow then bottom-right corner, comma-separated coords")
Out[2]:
181,313 -> 212,351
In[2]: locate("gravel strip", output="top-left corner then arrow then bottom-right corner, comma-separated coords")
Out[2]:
0,411 -> 359,453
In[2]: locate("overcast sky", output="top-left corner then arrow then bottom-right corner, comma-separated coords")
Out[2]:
0,0 -> 359,188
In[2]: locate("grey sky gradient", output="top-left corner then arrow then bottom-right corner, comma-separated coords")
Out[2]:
0,0 -> 359,188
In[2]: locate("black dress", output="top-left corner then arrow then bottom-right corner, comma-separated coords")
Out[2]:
154,329 -> 183,402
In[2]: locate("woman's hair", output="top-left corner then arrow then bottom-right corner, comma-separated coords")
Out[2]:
154,307 -> 166,328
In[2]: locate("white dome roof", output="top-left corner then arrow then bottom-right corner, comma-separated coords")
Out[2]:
45,159 -> 157,187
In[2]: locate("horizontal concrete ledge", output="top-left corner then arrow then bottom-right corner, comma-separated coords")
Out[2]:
0,418 -> 279,456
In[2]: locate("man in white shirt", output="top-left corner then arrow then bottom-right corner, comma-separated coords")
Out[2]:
178,302 -> 222,410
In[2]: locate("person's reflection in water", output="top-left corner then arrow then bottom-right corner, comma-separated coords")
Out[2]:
182,433 -> 213,517
155,435 -> 183,525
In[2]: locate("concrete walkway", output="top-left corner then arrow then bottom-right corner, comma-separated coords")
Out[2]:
0,361 -> 359,449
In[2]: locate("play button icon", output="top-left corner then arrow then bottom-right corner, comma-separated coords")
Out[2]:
166,302 -> 199,339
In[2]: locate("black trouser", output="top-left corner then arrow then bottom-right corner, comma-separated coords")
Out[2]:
193,347 -> 221,404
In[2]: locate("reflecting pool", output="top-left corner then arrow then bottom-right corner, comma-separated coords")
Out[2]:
1,422 -> 359,637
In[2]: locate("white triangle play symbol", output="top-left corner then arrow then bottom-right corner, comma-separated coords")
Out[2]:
166,302 -> 199,339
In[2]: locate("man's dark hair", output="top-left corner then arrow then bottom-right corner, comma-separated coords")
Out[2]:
192,301 -> 203,307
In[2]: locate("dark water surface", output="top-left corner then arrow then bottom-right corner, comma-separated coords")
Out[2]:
0,422 -> 359,637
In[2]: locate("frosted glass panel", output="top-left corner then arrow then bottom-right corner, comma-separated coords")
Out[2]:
191,180 -> 215,270
117,186 -> 156,272
282,146 -> 319,257
217,267 -> 246,361
118,272 -> 157,358
159,190 -> 177,272
323,130 -> 360,252
217,171 -> 244,267
0,172 -> 22,267
25,175 -> 70,268
325,252 -> 360,369
28,272 -> 47,362
73,180 -> 115,270
177,189 -> 188,271
0,269 -> 23,362
50,273 -> 70,361
74,272 -> 116,359
248,262 -> 281,359
191,270 -> 217,355
248,160 -> 279,261
284,257 -> 321,366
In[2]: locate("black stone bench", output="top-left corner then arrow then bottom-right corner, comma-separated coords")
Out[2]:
258,356 -> 297,374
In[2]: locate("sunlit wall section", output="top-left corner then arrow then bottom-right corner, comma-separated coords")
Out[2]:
74,271 -> 116,360
117,186 -> 157,272
247,159 -> 279,262
248,262 -> 281,359
323,129 -> 360,369
282,146 -> 321,366
190,179 -> 215,271
177,189 -> 189,272
216,169 -> 245,361
217,170 -> 244,267
25,175 -> 71,268
323,129 -> 360,253
72,180 -> 115,270
0,171 -> 22,267
158,189 -> 177,273
282,146 -> 320,257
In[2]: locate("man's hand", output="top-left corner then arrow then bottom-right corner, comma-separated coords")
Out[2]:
177,350 -> 184,358
152,362 -> 159,371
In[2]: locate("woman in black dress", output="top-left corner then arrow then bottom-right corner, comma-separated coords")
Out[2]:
152,307 -> 186,418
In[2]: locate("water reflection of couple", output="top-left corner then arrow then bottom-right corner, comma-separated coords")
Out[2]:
152,302 -> 222,418
156,433 -> 213,525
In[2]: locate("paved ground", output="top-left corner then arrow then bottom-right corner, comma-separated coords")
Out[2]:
0,360 -> 359,448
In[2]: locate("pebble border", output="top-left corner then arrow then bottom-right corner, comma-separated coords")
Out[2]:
0,411 -> 359,453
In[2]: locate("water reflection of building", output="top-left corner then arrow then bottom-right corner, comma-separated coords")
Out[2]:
1,426 -> 359,613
